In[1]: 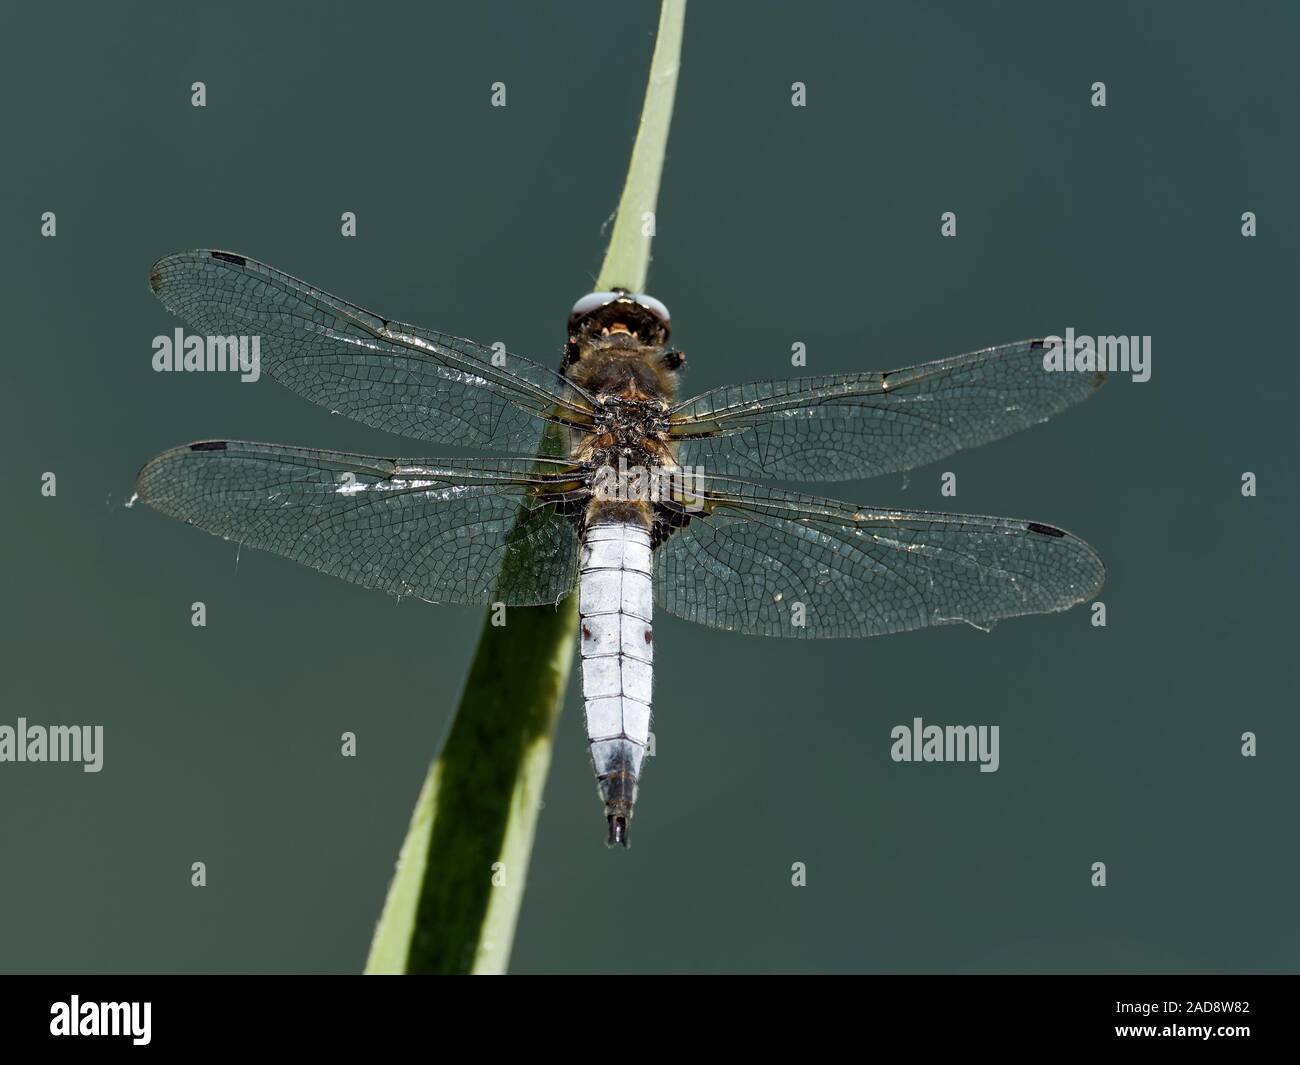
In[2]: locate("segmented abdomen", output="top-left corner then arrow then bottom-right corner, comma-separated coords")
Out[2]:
578,521 -> 653,831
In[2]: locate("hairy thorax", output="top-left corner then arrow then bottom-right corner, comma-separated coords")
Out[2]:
566,330 -> 681,529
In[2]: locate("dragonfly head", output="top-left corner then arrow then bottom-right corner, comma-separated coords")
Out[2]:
565,289 -> 672,368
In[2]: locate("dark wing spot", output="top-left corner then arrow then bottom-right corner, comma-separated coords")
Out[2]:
189,440 -> 228,452
148,267 -> 162,293
1026,521 -> 1066,538
582,625 -> 592,639
644,629 -> 652,644
211,251 -> 246,266
1092,370 -> 1108,389
1029,339 -> 1047,351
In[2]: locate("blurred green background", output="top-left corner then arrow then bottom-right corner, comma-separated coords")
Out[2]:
2,0 -> 1296,973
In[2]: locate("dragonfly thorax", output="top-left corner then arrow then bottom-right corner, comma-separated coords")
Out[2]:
566,333 -> 681,400
591,394 -> 670,443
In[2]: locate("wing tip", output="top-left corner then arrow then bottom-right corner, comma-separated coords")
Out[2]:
1054,528 -> 1107,606
1026,338 -> 1109,392
133,440 -> 231,497
148,249 -> 250,294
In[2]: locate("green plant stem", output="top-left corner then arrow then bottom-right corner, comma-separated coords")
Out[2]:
598,0 -> 686,293
364,0 -> 687,976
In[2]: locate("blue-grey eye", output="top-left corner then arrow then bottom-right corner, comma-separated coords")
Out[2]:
632,292 -> 671,329
568,291 -> 621,330
568,290 -> 672,335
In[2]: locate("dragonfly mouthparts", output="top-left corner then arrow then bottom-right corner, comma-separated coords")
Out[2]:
606,814 -> 630,848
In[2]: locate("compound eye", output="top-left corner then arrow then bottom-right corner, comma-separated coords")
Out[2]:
568,291 -> 621,332
566,289 -> 672,340
633,293 -> 671,329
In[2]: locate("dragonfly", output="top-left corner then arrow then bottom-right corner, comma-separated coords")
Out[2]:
135,250 -> 1106,847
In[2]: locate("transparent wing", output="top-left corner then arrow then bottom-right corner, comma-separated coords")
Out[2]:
653,476 -> 1104,638
134,441 -> 585,605
670,340 -> 1104,481
149,250 -> 594,453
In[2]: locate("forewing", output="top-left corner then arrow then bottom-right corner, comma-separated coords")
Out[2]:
134,441 -> 582,605
149,250 -> 592,453
671,340 -> 1104,481
653,477 -> 1104,638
